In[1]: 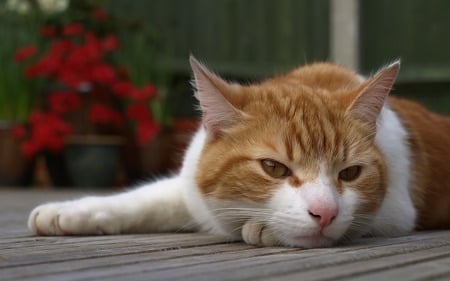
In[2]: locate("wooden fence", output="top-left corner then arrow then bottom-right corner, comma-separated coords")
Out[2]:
109,0 -> 330,78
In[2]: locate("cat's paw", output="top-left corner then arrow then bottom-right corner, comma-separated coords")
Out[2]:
28,203 -> 65,235
242,221 -> 278,247
28,200 -> 119,236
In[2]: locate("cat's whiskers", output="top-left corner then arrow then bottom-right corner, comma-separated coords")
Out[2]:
212,206 -> 386,244
211,207 -> 273,224
359,214 -> 405,236
176,221 -> 197,233
338,232 -> 356,244
345,214 -> 374,237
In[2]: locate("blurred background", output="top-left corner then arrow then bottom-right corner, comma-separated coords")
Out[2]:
0,0 -> 449,189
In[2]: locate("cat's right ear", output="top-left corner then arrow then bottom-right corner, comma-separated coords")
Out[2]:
190,56 -> 242,137
347,61 -> 400,129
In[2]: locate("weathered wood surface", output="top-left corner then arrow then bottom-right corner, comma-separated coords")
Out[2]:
1,189 -> 450,281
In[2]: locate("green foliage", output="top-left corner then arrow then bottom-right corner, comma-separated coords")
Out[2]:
102,2 -> 172,127
0,8 -> 42,122
0,0 -> 172,125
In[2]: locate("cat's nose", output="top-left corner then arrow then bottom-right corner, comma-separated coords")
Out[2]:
307,205 -> 338,228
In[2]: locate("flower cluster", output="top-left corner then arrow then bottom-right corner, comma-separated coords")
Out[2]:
13,111 -> 72,156
13,9 -> 160,157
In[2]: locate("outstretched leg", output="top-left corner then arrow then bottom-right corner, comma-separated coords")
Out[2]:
28,176 -> 195,235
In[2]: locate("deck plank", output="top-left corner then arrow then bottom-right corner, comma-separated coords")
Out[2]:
1,189 -> 450,281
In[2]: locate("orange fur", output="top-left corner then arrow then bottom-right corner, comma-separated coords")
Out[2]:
196,63 -> 388,214
195,61 -> 450,230
390,98 -> 450,229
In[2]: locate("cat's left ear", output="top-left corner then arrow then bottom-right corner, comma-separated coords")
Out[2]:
348,61 -> 400,127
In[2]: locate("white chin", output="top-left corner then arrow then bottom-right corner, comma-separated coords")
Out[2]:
280,234 -> 335,248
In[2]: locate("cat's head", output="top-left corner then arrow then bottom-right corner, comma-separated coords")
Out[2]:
190,56 -> 400,248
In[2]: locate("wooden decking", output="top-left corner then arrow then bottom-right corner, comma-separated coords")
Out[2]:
1,189 -> 450,281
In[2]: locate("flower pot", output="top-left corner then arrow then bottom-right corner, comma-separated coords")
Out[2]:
44,151 -> 70,187
64,135 -> 123,189
0,122 -> 34,187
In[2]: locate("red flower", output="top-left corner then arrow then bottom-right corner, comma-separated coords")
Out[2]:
64,47 -> 93,71
50,39 -> 73,55
91,64 -> 116,84
40,25 -> 57,38
126,104 -> 151,122
16,19 -> 163,157
48,92 -> 81,115
14,45 -> 37,63
130,84 -> 157,102
21,111 -> 73,157
136,121 -> 160,145
56,69 -> 84,89
33,113 -> 72,152
102,35 -> 118,52
29,52 -> 62,77
89,103 -> 123,127
21,140 -> 39,158
92,8 -> 108,21
63,23 -> 83,36
80,33 -> 102,62
112,81 -> 134,97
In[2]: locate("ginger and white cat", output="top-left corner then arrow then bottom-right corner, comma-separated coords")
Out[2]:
28,56 -> 450,248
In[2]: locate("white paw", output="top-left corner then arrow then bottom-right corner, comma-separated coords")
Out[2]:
242,221 -> 278,247
28,200 -> 119,236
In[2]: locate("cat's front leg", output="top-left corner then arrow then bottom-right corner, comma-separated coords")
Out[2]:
28,177 -> 195,235
241,220 -> 278,247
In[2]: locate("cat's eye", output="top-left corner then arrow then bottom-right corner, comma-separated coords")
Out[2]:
338,165 -> 362,182
260,159 -> 292,178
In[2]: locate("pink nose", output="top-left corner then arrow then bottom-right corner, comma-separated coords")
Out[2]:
308,205 -> 338,228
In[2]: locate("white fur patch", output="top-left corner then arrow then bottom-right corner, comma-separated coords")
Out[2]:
265,167 -> 359,248
371,105 -> 416,235
180,128 -> 227,235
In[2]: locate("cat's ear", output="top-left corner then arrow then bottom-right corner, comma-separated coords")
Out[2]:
190,55 -> 242,137
348,61 -> 400,127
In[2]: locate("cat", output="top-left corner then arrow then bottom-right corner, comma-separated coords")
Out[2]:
28,56 -> 450,249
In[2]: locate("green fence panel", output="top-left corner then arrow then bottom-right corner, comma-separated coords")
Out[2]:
360,0 -> 450,115
109,0 -> 329,78
360,0 -> 450,83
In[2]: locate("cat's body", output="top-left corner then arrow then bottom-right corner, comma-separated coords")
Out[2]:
28,57 -> 450,248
